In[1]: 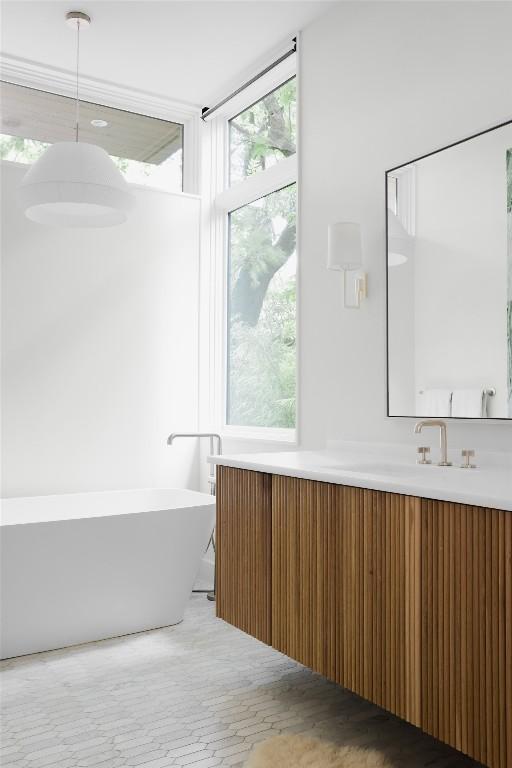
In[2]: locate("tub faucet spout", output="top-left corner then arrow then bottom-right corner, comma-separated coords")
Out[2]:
167,432 -> 222,460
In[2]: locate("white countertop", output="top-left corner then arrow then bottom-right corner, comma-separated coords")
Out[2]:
208,446 -> 512,512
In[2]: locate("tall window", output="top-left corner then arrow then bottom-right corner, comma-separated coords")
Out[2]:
227,184 -> 296,428
222,75 -> 297,435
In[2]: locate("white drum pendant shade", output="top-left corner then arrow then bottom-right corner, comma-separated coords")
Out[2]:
18,142 -> 135,227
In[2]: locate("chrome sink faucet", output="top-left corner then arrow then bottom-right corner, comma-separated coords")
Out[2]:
414,420 -> 452,466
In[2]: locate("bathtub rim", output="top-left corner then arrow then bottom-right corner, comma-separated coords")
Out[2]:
0,486 -> 215,527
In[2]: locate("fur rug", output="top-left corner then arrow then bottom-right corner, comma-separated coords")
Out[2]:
244,735 -> 393,768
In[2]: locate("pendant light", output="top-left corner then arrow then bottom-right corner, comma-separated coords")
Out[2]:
18,11 -> 134,227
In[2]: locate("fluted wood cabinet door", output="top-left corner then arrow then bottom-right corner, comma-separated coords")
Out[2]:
216,466 -> 272,645
271,478 -> 422,727
271,476 -> 337,678
333,486 -> 422,727
420,500 -> 512,768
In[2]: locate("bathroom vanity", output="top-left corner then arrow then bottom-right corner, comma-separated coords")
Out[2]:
210,450 -> 512,768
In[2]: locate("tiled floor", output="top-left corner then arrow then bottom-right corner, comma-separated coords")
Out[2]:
1,594 -> 481,768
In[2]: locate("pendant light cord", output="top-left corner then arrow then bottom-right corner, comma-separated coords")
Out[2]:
75,19 -> 80,142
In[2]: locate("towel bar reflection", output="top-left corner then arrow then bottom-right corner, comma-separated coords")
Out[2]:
418,388 -> 496,396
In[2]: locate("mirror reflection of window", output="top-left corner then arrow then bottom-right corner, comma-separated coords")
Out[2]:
387,175 -> 398,215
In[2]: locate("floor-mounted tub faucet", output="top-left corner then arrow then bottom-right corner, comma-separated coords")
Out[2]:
414,419 -> 452,466
167,432 -> 222,602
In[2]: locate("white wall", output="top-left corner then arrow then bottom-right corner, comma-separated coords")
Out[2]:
299,1 -> 512,451
1,161 -> 201,497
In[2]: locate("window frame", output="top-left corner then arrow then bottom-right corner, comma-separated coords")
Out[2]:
0,66 -> 201,194
201,54 -> 299,444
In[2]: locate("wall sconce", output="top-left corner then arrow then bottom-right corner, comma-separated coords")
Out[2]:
327,222 -> 368,309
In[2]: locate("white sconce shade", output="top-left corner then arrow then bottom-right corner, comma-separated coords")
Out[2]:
18,142 -> 135,228
327,221 -> 367,309
327,221 -> 363,271
387,211 -> 412,266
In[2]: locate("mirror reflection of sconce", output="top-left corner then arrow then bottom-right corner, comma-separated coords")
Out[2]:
388,211 -> 412,267
327,221 -> 367,309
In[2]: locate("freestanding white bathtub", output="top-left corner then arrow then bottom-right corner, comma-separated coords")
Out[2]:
0,488 -> 215,659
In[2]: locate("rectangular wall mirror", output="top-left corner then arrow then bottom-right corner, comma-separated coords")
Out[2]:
386,119 -> 512,420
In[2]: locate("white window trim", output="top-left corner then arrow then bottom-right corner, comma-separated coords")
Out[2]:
215,154 -> 297,212
199,45 -> 300,443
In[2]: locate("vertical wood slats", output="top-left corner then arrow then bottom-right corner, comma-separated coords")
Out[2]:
216,468 -> 512,768
216,467 -> 272,645
271,478 -> 421,727
421,500 -> 512,768
271,476 -> 336,678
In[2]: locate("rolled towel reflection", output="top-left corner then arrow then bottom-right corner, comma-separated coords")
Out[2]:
417,388 -> 452,417
451,388 -> 486,418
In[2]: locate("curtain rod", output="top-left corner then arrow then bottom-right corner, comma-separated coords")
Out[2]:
201,38 -> 296,121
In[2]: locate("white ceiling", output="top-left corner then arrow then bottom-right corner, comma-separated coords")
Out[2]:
0,1 -> 334,107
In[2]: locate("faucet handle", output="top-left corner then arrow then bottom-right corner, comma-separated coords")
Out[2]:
416,446 -> 431,465
460,449 -> 476,469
